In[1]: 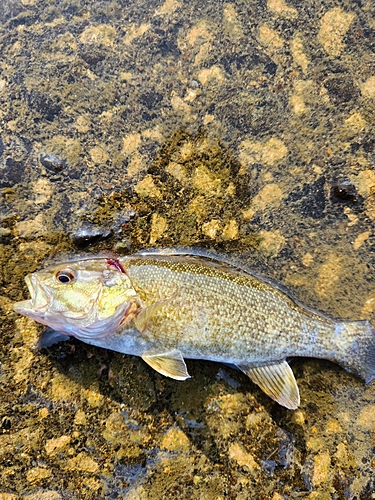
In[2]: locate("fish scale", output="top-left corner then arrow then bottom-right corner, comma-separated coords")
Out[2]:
121,256 -> 332,359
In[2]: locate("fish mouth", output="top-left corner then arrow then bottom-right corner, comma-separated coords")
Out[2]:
13,274 -> 50,319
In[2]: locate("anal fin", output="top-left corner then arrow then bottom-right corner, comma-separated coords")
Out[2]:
142,349 -> 190,380
237,360 -> 300,410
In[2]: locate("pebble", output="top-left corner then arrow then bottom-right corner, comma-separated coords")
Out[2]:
40,154 -> 66,172
160,426 -> 191,452
71,221 -> 112,248
331,179 -> 357,202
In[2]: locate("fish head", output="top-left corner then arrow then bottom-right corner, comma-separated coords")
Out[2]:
13,257 -> 138,339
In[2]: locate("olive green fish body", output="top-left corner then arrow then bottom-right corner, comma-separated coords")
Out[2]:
13,250 -> 375,409
120,256 -> 336,364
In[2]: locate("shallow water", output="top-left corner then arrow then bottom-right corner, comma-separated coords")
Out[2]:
1,0 -> 375,498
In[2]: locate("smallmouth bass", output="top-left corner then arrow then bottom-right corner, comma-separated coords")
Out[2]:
13,249 -> 375,409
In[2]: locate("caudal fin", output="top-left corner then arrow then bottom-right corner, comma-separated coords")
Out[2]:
334,320 -> 375,384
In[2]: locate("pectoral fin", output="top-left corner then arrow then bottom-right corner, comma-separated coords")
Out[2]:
237,360 -> 300,410
38,328 -> 70,349
142,349 -> 190,380
135,297 -> 174,332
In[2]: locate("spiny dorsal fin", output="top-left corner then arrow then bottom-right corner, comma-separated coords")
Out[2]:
142,349 -> 190,380
135,297 -> 174,333
237,360 -> 300,409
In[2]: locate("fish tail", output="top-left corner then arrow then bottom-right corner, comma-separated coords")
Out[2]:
333,320 -> 375,384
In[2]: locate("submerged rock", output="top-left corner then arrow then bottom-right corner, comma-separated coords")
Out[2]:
331,179 -> 358,202
71,221 -> 112,248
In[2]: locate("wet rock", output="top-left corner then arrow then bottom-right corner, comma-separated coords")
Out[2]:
0,1 -> 24,24
113,239 -> 132,253
50,372 -> 81,402
0,158 -> 25,187
45,435 -> 71,457
102,412 -> 149,445
71,221 -> 112,248
0,227 -> 11,237
0,493 -> 18,500
160,426 -> 191,452
40,154 -> 66,172
2,0 -> 375,497
149,213 -> 167,244
134,175 -> 162,198
64,452 -> 99,473
26,466 -> 52,484
220,48 -> 277,76
331,179 -> 357,202
323,76 -> 359,105
23,492 -> 62,500
112,208 -> 137,234
74,410 -> 87,426
16,214 -> 49,238
312,449 -> 331,487
108,356 -> 158,411
1,416 -> 11,430
116,443 -> 145,464
228,442 -> 260,473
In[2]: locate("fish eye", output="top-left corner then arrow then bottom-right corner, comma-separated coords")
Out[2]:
56,269 -> 76,284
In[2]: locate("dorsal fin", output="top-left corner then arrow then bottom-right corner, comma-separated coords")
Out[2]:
237,360 -> 300,409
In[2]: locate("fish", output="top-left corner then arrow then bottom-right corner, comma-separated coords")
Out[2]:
13,248 -> 375,409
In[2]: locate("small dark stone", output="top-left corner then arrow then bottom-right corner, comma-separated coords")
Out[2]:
72,221 -> 112,249
1,417 -> 11,430
40,154 -> 66,172
79,46 -> 107,66
67,166 -> 84,180
139,91 -> 163,110
323,76 -> 359,105
156,36 -> 180,57
265,61 -> 277,75
331,179 -> 357,202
